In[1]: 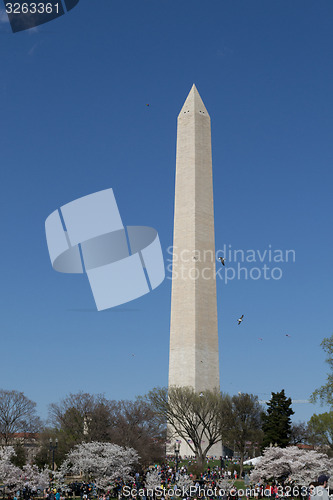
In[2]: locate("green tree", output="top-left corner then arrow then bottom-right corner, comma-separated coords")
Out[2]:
307,412 -> 333,455
11,443 -> 28,467
222,393 -> 263,479
34,428 -> 73,469
262,390 -> 294,448
310,335 -> 333,407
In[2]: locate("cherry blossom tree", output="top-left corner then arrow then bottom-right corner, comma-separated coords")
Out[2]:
20,464 -> 50,491
250,446 -> 333,485
50,469 -> 68,491
0,447 -> 50,494
145,469 -> 161,490
0,446 -> 22,493
176,473 -> 193,492
62,441 -> 138,490
0,445 -> 16,471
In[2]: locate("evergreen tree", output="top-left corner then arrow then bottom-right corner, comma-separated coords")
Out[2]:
11,443 -> 27,468
262,390 -> 294,448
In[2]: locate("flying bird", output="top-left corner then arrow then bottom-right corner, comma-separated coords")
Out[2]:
218,257 -> 226,266
258,337 -> 263,341
146,104 -> 150,107
237,314 -> 244,325
285,334 -> 291,338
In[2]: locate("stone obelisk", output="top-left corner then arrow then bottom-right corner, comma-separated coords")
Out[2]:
168,85 -> 221,456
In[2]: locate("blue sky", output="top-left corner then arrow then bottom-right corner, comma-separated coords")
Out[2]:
0,0 -> 332,424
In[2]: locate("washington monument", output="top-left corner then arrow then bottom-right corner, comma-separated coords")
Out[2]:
168,85 -> 221,455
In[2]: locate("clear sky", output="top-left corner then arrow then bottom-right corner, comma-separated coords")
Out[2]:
0,0 -> 332,425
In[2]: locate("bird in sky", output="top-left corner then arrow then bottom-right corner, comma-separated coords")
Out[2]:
131,353 -> 135,357
218,257 -> 226,266
237,314 -> 244,325
146,104 -> 150,107
285,334 -> 291,338
258,337 -> 263,341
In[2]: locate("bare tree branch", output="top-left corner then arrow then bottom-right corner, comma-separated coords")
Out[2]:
0,390 -> 40,445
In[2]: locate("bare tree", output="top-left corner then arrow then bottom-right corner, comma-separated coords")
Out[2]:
147,386 -> 232,469
47,392 -> 165,467
0,389 -> 41,445
49,392 -> 113,443
290,421 -> 309,445
222,393 -> 263,478
109,399 -> 165,465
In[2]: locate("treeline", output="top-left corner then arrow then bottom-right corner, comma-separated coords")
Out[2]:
1,384 -> 332,477
0,390 -> 166,470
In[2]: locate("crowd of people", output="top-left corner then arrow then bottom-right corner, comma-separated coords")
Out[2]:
116,462 -> 332,500
21,463 -> 331,500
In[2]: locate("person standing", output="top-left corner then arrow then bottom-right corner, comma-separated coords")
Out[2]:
310,475 -> 329,500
